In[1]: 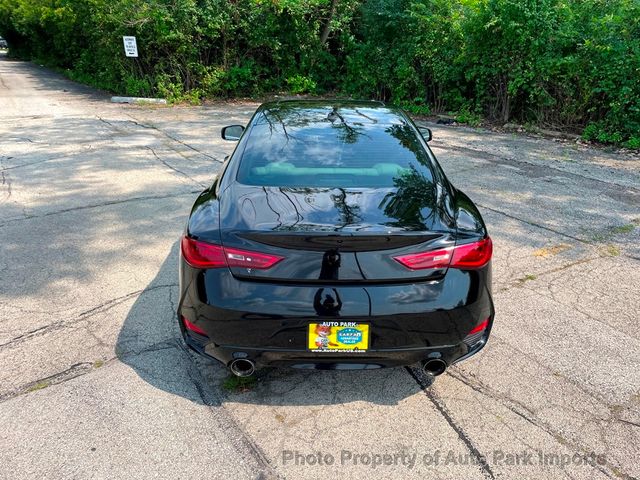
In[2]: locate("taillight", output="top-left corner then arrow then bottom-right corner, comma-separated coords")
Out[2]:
393,237 -> 492,271
181,236 -> 226,268
468,318 -> 489,335
450,237 -> 492,268
182,315 -> 208,336
223,246 -> 284,269
464,317 -> 490,349
181,236 -> 284,269
393,247 -> 453,270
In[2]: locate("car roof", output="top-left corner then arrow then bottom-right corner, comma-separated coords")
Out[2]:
255,100 -> 408,127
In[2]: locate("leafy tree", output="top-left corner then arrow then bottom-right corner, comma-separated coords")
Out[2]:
0,0 -> 638,146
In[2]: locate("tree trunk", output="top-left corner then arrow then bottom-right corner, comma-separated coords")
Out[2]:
501,74 -> 510,123
320,0 -> 339,44
502,92 -> 510,123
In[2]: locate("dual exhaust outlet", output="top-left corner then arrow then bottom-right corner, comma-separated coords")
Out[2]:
229,358 -> 256,377
229,357 -> 446,377
421,358 -> 447,376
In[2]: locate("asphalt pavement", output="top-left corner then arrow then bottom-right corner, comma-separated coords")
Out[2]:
1,52 -> 639,480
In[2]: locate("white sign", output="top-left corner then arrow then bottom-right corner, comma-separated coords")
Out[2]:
123,36 -> 138,57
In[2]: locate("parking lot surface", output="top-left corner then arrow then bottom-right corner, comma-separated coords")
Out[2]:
1,53 -> 639,479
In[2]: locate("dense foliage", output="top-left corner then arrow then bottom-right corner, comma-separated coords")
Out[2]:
1,0 -> 638,146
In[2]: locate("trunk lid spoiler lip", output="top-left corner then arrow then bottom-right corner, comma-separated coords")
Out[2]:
236,230 -> 451,252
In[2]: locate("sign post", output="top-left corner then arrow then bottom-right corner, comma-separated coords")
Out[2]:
114,35 -> 167,103
122,36 -> 138,58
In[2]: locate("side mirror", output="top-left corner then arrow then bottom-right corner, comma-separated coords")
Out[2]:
417,126 -> 432,142
221,125 -> 245,141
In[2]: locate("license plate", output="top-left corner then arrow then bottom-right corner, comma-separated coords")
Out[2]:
308,322 -> 369,353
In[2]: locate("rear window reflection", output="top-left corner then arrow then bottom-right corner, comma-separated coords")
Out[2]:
237,110 -> 434,189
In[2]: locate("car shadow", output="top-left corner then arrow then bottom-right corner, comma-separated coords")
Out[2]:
115,241 -> 431,407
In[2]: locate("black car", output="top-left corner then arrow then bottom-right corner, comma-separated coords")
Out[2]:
178,100 -> 493,377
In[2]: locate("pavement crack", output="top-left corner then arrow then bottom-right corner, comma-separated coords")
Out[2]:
478,203 -> 590,244
617,419 -> 640,429
0,156 -> 55,172
447,368 -> 630,480
0,339 -> 183,403
123,113 -> 223,164
405,366 -> 496,479
497,255 -> 601,292
0,156 -> 11,201
0,191 -> 199,227
0,361 -> 95,402
0,284 -> 178,350
179,343 -> 282,479
117,340 -> 178,359
78,283 -> 178,319
0,324 -> 50,348
96,116 -> 118,130
146,146 -> 208,188
437,142 -> 640,200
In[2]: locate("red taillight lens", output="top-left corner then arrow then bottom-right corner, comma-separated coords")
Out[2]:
393,247 -> 453,270
223,246 -> 284,269
468,318 -> 489,335
393,237 -> 492,271
181,236 -> 226,268
181,236 -> 284,270
182,316 -> 208,336
450,237 -> 492,268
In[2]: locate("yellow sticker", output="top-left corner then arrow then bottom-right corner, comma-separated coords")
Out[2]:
308,322 -> 369,352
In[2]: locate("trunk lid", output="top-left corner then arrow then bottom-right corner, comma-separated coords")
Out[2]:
219,184 -> 456,282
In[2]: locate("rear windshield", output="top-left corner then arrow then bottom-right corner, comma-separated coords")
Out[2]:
236,108 -> 434,188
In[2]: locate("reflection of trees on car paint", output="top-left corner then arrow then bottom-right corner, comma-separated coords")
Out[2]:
379,166 -> 437,231
239,105 -> 435,189
330,188 -> 361,231
327,107 -> 370,145
385,124 -> 430,165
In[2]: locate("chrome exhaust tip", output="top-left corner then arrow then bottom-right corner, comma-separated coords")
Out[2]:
422,358 -> 447,376
229,358 -> 256,377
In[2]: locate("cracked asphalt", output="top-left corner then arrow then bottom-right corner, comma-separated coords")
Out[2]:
1,53 -> 639,480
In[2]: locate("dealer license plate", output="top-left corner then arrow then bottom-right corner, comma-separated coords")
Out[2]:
308,322 -> 369,353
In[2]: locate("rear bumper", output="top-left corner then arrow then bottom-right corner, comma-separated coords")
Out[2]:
178,262 -> 494,370
182,325 -> 491,369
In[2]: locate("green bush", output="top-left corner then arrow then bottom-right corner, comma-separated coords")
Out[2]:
397,99 -> 431,116
0,0 -> 638,148
200,66 -> 226,98
624,137 -> 640,150
286,74 -> 317,94
223,62 -> 257,96
455,106 -> 482,127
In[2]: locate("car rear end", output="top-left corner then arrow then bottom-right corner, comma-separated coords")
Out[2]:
177,101 -> 494,375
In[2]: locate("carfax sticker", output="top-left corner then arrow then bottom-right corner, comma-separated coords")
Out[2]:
308,322 -> 369,352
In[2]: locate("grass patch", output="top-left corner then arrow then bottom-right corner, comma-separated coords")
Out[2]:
609,404 -> 625,416
27,381 -> 50,392
515,273 -> 538,285
587,223 -> 636,243
589,232 -> 607,243
222,375 -> 257,393
602,245 -> 621,257
552,433 -> 569,446
610,224 -> 635,235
